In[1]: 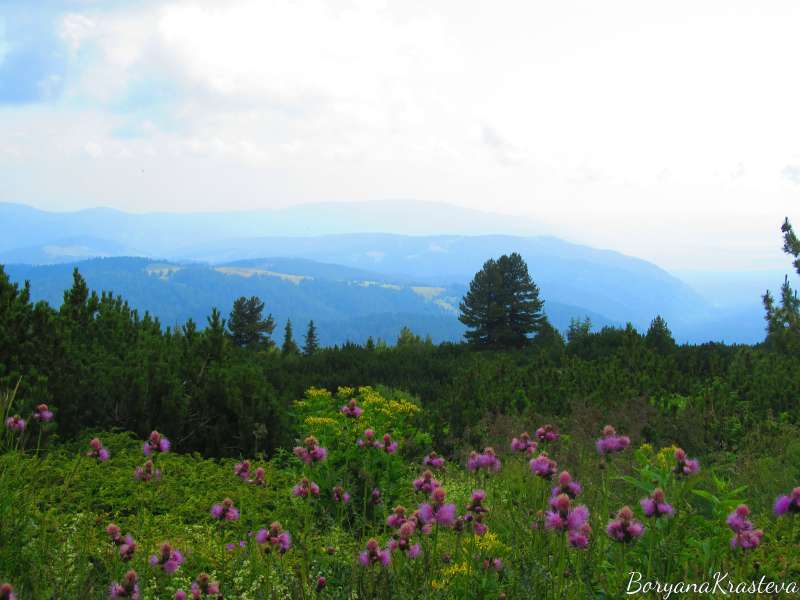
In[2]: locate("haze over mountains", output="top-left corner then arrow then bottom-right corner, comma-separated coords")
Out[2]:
0,201 -> 777,345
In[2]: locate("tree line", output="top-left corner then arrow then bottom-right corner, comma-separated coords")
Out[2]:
0,220 -> 798,457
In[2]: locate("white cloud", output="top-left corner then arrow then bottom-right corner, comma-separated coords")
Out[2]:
59,13 -> 95,53
480,124 -> 525,166
0,19 -> 9,66
782,165 -> 800,185
1,0 -> 799,269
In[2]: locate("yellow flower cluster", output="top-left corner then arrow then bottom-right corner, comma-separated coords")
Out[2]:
304,416 -> 338,428
359,388 -> 421,417
336,386 -> 355,399
656,445 -> 679,470
475,531 -> 507,554
430,560 -> 472,590
305,387 -> 333,401
444,561 -> 472,579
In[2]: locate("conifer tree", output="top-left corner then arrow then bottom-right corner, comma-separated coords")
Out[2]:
205,307 -> 228,362
227,296 -> 275,349
303,320 -> 319,356
763,218 -> 800,353
459,253 -> 545,348
282,319 -> 300,355
645,315 -> 676,353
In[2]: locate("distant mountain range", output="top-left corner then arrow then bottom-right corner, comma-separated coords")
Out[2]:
4,257 -> 616,346
0,201 -> 780,344
0,200 -> 545,258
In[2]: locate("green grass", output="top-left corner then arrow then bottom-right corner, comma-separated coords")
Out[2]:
2,386 -> 800,599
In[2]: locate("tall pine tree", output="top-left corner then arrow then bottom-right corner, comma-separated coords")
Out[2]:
282,319 -> 300,355
459,253 -> 545,348
645,315 -> 676,354
227,296 -> 275,349
763,218 -> 800,354
303,320 -> 319,356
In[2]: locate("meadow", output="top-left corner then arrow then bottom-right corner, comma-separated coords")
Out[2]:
2,385 -> 800,599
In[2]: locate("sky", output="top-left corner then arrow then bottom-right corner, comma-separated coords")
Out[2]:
0,0 -> 798,271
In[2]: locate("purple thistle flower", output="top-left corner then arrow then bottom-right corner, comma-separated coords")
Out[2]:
606,506 -> 645,543
545,493 -> 590,535
413,470 -> 441,495
316,576 -> 327,592
292,478 -> 320,499
388,520 -> 422,558
109,570 -> 140,599
119,536 -> 137,561
149,542 -> 184,574
189,573 -> 220,598
535,424 -> 559,443
175,592 -> 187,600
552,471 -> 582,499
143,430 -> 170,456
387,506 -> 408,529
340,399 -> 363,418
0,583 -> 16,600
356,428 -> 376,448
568,521 -> 592,549
331,485 -> 351,503
673,448 -> 700,476
87,437 -> 110,461
482,558 -> 503,572
726,504 -> 752,533
377,433 -> 398,454
774,487 -> 800,516
293,436 -> 328,464
32,403 -> 54,423
107,523 -> 122,543
465,489 -> 490,535
107,527 -> 138,561
134,459 -> 161,482
359,539 -> 391,568
211,498 -> 240,521
4,415 -> 25,433
370,487 -> 382,505
529,452 -> 557,479
422,451 -> 445,469
467,447 -> 501,473
233,460 -> 250,480
596,425 -> 630,455
511,432 -> 537,453
731,528 -> 764,550
640,488 -> 674,518
251,466 -> 266,486
255,521 -> 292,553
418,487 -> 457,527
727,504 -> 763,549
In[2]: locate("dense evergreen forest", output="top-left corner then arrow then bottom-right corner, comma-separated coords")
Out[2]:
2,221 -> 798,460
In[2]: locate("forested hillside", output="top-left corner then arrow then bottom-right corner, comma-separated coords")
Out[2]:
1,222 -> 799,599
4,257 -> 616,346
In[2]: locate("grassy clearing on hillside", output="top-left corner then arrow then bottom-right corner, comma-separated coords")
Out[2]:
2,386 -> 800,599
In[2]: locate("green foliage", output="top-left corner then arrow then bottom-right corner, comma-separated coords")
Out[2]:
2,390 -> 800,599
281,319 -> 300,356
303,320 -> 319,356
227,296 -> 276,350
763,218 -> 800,354
645,315 -> 676,354
459,253 -> 545,348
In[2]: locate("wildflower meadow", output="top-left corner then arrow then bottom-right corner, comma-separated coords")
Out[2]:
2,384 -> 800,599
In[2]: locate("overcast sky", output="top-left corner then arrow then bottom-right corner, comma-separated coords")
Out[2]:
1,0 -> 798,270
